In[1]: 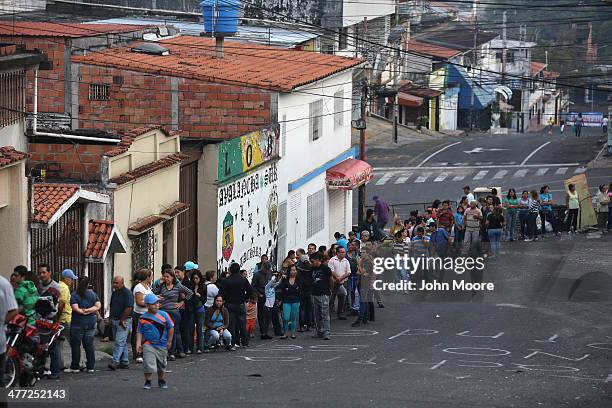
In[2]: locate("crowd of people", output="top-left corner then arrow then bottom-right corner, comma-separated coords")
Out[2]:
2,183 -> 611,390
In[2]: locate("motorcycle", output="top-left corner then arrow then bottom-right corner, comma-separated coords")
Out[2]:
4,314 -> 63,388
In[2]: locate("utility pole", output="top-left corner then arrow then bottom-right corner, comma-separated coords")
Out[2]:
501,10 -> 507,85
358,78 -> 368,224
470,3 -> 478,130
392,8 -> 400,143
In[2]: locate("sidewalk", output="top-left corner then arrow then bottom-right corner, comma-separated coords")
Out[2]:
351,115 -> 452,149
588,141 -> 612,168
58,335 -> 114,370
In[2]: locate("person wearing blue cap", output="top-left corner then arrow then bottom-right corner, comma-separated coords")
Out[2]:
136,293 -> 174,390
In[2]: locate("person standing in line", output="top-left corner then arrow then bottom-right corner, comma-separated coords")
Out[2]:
245,293 -> 258,339
539,185 -> 559,236
296,254 -> 313,332
37,264 -> 62,377
454,205 -> 465,245
373,195 -> 390,230
486,206 -> 505,257
518,191 -> 531,240
328,246 -> 351,321
462,186 -> 475,205
190,271 -> 206,353
596,184 -> 610,231
504,189 -> 519,241
132,269 -> 153,364
462,201 -> 483,254
108,276 -> 134,370
0,274 -> 19,395
218,262 -> 252,349
525,190 -> 541,242
309,252 -> 333,340
68,276 -> 101,373
279,265 -> 301,339
136,293 -> 174,390
352,246 -> 374,327
55,269 -> 76,376
346,240 -> 361,315
565,183 -> 580,233
152,268 -> 193,361
204,270 -> 219,310
175,264 -> 194,356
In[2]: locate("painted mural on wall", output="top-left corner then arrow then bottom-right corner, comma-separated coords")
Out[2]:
217,161 -> 279,278
217,125 -> 279,183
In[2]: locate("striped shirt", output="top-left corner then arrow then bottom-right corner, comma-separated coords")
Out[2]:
393,240 -> 411,256
153,282 -> 193,311
529,199 -> 540,214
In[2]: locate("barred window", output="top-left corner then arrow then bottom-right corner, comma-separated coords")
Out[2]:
88,83 -> 110,101
306,189 -> 325,239
334,90 -> 344,130
0,70 -> 26,128
309,99 -> 323,141
131,229 -> 154,275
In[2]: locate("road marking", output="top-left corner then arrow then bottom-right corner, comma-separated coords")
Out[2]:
430,360 -> 448,370
574,167 -> 587,174
375,173 -> 393,185
473,170 -> 488,180
414,172 -> 432,183
394,172 -> 412,184
453,174 -> 466,181
520,141 -> 551,165
555,167 -> 568,175
535,168 -> 549,176
434,172 -> 449,182
453,162 -> 468,166
493,170 -> 508,179
374,163 -> 579,171
416,141 -> 462,168
514,169 -> 528,178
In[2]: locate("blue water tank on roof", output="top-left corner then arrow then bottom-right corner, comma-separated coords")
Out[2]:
201,0 -> 241,35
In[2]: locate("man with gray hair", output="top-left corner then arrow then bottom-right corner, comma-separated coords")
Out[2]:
462,200 -> 483,254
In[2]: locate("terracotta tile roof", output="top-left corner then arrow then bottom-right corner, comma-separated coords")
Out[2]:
109,153 -> 187,185
128,215 -> 165,235
32,183 -> 79,224
160,202 -> 190,218
543,70 -> 560,80
408,40 -> 461,59
72,35 -> 363,92
104,125 -> 167,157
85,220 -> 114,259
531,61 -> 547,76
0,21 -> 148,38
0,146 -> 28,168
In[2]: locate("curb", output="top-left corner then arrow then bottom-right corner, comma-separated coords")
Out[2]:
587,143 -> 612,168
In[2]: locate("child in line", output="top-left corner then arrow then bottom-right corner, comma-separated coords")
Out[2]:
136,293 -> 175,390
246,293 -> 258,339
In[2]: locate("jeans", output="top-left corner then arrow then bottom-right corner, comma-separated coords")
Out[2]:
180,309 -> 193,354
330,283 -> 347,317
518,210 -> 529,238
111,319 -> 131,365
165,309 -> 182,354
348,276 -> 360,311
454,226 -> 465,243
226,303 -> 248,347
205,329 -> 231,348
487,228 -> 502,257
131,312 -> 141,358
282,302 -> 300,336
539,209 -> 556,234
358,285 -> 374,323
69,325 -> 96,370
505,211 -> 517,240
50,322 -> 68,375
463,229 -> 480,254
566,209 -> 579,231
394,266 -> 409,286
527,213 -> 538,239
299,293 -> 313,328
194,310 -> 205,351
312,295 -> 331,336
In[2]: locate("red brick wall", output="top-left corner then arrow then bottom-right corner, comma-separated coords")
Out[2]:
29,142 -> 108,181
0,36 -> 67,114
77,65 -> 272,140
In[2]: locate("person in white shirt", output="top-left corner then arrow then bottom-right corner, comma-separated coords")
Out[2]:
204,270 -> 219,308
132,269 -> 153,364
463,185 -> 475,205
1,274 -> 19,389
328,247 -> 351,320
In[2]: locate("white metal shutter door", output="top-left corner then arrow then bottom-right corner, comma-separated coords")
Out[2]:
328,190 -> 346,244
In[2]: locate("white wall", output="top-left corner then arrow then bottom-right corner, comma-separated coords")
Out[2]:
342,0 -> 395,28
277,70 -> 354,251
0,122 -> 27,152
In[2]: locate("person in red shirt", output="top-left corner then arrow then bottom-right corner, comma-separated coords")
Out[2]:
436,200 -> 455,233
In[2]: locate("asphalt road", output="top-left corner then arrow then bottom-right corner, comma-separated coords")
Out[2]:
19,233 -> 612,408
358,127 -> 609,218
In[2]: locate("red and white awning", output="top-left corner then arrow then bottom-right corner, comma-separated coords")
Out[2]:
326,158 -> 373,190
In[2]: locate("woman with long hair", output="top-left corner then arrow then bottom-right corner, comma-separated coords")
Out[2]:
504,188 -> 519,241
281,250 -> 297,271
190,270 -> 206,354
68,276 -> 101,372
152,268 -> 193,360
131,269 -> 152,363
565,183 -> 580,233
389,214 -> 404,238
526,190 -> 540,241
204,294 -> 232,351
279,265 -> 301,339
486,206 -> 505,257
518,190 -> 531,240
